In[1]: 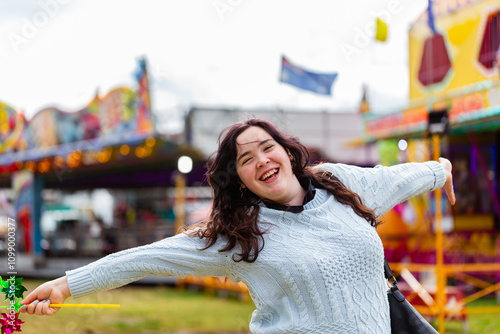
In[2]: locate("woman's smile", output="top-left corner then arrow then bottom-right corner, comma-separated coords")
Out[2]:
259,168 -> 279,182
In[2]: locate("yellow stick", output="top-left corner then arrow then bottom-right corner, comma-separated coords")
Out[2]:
49,304 -> 120,308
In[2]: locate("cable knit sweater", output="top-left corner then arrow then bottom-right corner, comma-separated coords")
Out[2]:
66,161 -> 446,334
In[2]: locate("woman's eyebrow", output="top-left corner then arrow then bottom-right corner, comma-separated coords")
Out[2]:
236,139 -> 273,163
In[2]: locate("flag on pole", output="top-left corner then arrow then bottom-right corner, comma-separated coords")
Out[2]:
279,56 -> 338,95
375,18 -> 388,42
427,0 -> 437,34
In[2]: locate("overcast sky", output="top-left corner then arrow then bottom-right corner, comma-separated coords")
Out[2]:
0,0 -> 428,132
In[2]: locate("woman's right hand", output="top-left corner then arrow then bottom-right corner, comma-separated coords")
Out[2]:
20,276 -> 71,316
439,157 -> 456,205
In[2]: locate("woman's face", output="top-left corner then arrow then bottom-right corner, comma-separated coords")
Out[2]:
235,126 -> 302,205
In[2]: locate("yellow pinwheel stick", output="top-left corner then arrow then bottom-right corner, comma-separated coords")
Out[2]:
49,304 -> 120,308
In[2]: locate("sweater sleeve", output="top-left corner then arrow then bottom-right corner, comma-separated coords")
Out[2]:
317,161 -> 446,219
66,232 -> 231,298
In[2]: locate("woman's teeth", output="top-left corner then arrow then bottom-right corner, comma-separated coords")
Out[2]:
260,169 -> 278,181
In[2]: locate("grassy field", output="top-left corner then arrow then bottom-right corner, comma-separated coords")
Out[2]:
15,279 -> 500,334
442,297 -> 500,334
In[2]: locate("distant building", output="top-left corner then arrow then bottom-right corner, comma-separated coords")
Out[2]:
186,107 -> 378,166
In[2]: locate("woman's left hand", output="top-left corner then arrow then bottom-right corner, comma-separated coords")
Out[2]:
439,157 -> 456,205
20,276 -> 70,316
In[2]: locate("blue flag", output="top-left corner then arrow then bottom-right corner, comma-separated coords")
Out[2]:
427,0 -> 437,34
279,56 -> 337,95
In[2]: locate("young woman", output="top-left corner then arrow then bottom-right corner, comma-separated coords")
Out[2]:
21,118 -> 455,333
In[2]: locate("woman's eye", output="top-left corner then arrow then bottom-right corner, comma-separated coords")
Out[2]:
264,145 -> 274,151
243,157 -> 252,164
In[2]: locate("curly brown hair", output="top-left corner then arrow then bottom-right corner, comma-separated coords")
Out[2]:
190,118 -> 379,263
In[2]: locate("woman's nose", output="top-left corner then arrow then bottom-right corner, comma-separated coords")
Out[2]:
256,155 -> 270,168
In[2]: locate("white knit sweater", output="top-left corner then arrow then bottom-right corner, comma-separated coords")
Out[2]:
67,161 -> 446,333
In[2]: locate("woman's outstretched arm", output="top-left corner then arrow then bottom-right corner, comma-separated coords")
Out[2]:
20,231 -> 231,316
318,158 -> 455,218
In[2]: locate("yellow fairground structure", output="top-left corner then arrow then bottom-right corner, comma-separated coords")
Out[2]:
363,0 -> 500,332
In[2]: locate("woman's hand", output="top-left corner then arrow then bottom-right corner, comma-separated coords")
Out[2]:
20,276 -> 71,316
439,157 -> 456,205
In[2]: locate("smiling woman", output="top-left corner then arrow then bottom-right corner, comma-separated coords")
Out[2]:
193,118 -> 383,265
235,126 -> 305,206
20,118 -> 455,334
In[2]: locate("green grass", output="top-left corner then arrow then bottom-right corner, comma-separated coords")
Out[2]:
15,279 -> 500,333
439,298 -> 500,334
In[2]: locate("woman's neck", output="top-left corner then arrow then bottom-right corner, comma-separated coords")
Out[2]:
281,176 -> 307,206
